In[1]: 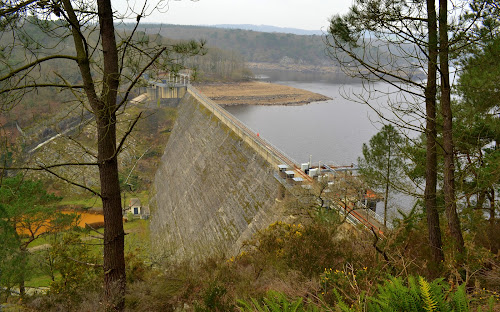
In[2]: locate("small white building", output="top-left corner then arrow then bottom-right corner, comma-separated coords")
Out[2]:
129,198 -> 142,215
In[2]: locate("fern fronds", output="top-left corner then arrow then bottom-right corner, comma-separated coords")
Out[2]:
431,278 -> 450,311
367,276 -> 419,312
450,284 -> 469,312
365,276 -> 471,312
236,297 -> 270,312
406,276 -> 421,311
419,276 -> 438,312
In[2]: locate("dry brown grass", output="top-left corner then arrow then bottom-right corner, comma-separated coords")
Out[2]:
196,81 -> 330,106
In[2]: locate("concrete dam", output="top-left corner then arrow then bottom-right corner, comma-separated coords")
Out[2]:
149,86 -> 297,262
149,85 -> 384,262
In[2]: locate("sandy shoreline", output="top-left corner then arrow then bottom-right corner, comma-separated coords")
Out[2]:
195,81 -> 331,106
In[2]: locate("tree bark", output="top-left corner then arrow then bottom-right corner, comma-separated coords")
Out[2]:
62,0 -> 125,309
18,247 -> 28,298
97,0 -> 126,310
439,0 -> 465,255
384,131 -> 391,227
425,0 -> 444,266
476,190 -> 486,211
488,188 -> 495,224
97,117 -> 125,311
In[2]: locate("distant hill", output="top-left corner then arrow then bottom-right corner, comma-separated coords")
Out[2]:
133,24 -> 332,67
212,24 -> 323,36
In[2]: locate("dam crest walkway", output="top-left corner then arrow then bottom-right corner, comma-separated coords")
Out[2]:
185,86 -> 385,235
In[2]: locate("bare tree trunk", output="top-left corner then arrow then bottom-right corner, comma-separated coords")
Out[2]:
425,0 -> 444,267
19,268 -> 25,298
488,188 -> 495,225
439,0 -> 465,256
98,117 -> 125,311
62,0 -> 125,309
476,190 -> 486,211
97,0 -> 125,310
384,132 -> 391,227
18,248 -> 28,298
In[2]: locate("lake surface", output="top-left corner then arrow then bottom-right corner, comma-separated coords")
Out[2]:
224,80 -> 389,166
224,73 -> 419,216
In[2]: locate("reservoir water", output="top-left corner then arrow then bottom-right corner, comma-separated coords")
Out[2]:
224,80 -> 388,166
224,73 -> 418,216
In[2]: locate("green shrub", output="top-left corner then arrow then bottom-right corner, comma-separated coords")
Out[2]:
195,283 -> 235,312
249,220 -> 361,277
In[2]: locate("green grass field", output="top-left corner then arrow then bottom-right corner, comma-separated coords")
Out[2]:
25,218 -> 150,288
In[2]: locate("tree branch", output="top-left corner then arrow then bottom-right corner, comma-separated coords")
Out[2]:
0,0 -> 37,16
61,0 -> 99,108
36,164 -> 101,197
0,55 -> 79,82
114,112 -> 142,158
68,256 -> 103,267
0,84 -> 85,95
116,47 -> 167,111
118,3 -> 147,77
1,162 -> 98,171
371,227 -> 395,272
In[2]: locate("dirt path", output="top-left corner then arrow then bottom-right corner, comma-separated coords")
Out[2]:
195,81 -> 331,106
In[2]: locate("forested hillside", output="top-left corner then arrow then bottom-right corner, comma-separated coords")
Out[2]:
121,24 -> 331,66
0,21 -> 249,161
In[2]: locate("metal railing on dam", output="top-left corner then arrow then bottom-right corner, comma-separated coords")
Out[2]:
187,85 -> 312,182
186,85 -> 385,236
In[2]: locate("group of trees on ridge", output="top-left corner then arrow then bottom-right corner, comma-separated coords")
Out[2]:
343,0 -> 499,268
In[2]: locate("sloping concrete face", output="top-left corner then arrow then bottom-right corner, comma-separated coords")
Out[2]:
150,93 -> 281,262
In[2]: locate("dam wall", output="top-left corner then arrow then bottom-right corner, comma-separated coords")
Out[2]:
149,89 -> 284,262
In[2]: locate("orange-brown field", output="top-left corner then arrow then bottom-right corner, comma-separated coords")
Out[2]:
195,81 -> 331,106
75,212 -> 104,227
18,211 -> 104,235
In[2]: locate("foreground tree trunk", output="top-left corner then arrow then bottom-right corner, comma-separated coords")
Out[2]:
98,116 -> 125,311
439,0 -> 465,256
425,0 -> 445,267
63,0 -> 125,309
488,189 -> 495,224
19,253 -> 26,297
384,132 -> 391,227
97,0 -> 126,309
0,0 -> 200,309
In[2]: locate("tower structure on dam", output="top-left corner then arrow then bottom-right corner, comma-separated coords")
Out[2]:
140,71 -> 192,107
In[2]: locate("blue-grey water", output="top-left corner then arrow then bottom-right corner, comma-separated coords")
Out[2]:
224,81 -> 387,166
224,75 -> 418,217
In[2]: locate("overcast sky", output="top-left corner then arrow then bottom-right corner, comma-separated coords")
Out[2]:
116,0 -> 353,31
